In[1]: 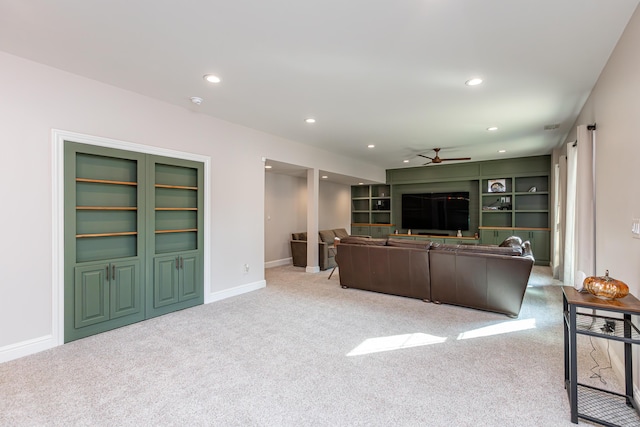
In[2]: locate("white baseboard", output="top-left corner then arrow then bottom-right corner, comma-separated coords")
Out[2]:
0,334 -> 57,364
265,258 -> 292,269
205,279 -> 266,304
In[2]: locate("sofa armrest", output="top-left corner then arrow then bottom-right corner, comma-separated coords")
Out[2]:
430,250 -> 533,317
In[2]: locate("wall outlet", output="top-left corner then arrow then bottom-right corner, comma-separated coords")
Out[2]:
244,263 -> 250,273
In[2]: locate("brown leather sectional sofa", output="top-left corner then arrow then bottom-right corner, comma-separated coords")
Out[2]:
336,236 -> 535,317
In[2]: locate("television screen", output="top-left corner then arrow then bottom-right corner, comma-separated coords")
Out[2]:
402,192 -> 470,231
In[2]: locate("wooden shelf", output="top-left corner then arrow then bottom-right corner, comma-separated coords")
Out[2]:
76,231 -> 138,238
76,206 -> 137,210
155,184 -> 198,190
76,178 -> 137,186
155,207 -> 198,211
155,228 -> 198,234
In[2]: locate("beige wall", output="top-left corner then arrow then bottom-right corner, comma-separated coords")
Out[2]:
264,173 -> 351,264
568,6 -> 640,296
561,5 -> 640,386
0,51 -> 384,360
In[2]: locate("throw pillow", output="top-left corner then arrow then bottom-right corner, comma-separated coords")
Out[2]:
499,236 -> 523,248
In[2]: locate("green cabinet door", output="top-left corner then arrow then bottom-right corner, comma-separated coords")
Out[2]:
370,225 -> 394,238
153,255 -> 180,308
152,252 -> 202,313
110,261 -> 142,319
74,263 -> 110,329
179,254 -> 199,301
480,229 -> 514,245
74,260 -> 141,329
517,230 -> 550,265
351,226 -> 370,236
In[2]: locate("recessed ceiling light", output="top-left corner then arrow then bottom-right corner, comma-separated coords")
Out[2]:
465,78 -> 483,86
305,118 -> 316,124
265,165 -> 272,169
498,150 -> 506,153
321,175 -> 328,179
403,160 -> 410,163
190,96 -> 203,105
487,126 -> 498,131
367,144 -> 375,148
203,74 -> 221,83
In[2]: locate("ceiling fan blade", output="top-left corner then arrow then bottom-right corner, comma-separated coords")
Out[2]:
440,157 -> 472,161
417,154 -> 434,160
422,161 -> 433,166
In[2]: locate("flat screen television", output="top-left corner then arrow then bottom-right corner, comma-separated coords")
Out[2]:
402,192 -> 470,231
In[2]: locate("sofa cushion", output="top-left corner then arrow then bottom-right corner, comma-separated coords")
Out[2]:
429,243 -> 459,252
319,229 -> 336,243
386,238 -> 432,250
334,228 -> 350,239
340,236 -> 388,246
296,232 -> 307,241
454,244 -> 523,256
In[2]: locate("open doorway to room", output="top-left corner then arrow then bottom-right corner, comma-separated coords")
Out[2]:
263,159 -> 360,272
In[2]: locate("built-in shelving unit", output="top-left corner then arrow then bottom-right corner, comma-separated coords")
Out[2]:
479,174 -> 550,264
65,143 -> 204,342
351,184 -> 395,237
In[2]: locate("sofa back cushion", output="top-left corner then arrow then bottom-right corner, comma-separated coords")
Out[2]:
319,229 -> 336,243
340,236 -> 387,246
386,238 -> 432,250
430,242 -> 522,256
334,228 -> 350,239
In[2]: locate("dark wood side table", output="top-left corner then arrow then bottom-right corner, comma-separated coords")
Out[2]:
563,286 -> 640,426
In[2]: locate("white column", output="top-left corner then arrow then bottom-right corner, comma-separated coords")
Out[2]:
306,168 -> 320,272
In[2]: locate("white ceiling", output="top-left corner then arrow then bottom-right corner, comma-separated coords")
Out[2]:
1,0 -> 637,173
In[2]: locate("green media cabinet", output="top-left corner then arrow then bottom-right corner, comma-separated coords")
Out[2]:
64,142 -> 204,342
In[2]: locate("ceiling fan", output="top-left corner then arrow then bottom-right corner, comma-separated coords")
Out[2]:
417,148 -> 471,165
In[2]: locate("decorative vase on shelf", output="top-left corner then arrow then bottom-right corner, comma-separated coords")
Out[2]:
583,270 -> 629,300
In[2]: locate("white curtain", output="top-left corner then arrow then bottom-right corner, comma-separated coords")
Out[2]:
563,125 -> 595,290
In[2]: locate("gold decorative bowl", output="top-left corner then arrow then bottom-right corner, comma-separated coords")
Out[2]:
583,270 -> 629,300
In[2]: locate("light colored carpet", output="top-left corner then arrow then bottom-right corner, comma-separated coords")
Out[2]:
0,266 -> 623,426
